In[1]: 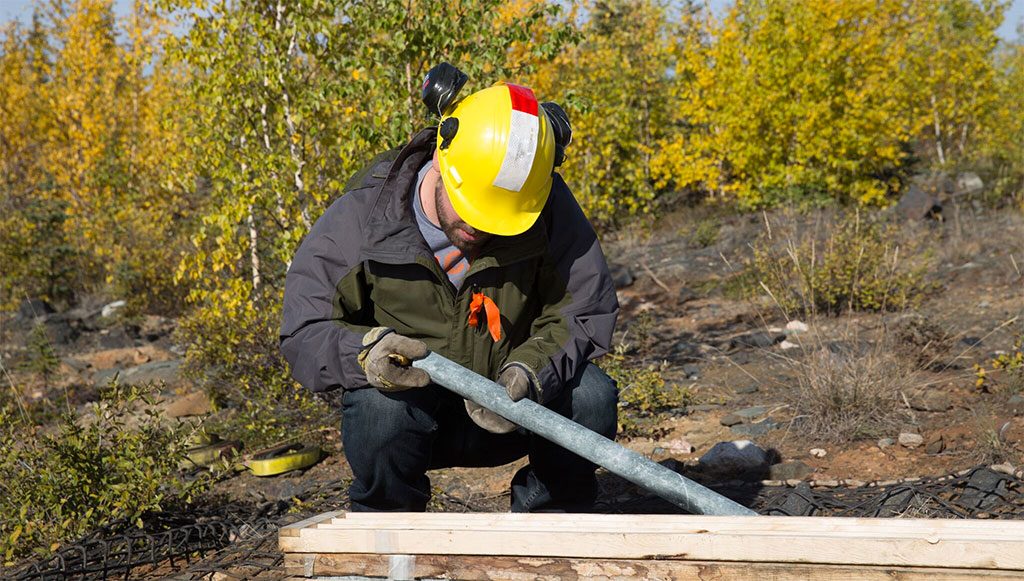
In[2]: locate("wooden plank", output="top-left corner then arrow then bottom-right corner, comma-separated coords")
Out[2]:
284,553 -> 1024,580
280,526 -> 1024,569
333,511 -> 1024,531
279,511 -> 344,538
319,513 -> 1024,538
308,522 -> 1023,544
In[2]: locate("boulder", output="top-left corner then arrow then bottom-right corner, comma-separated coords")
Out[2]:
663,438 -> 696,454
688,404 -> 722,412
898,432 -> 924,449
17,298 -> 54,320
43,314 -> 80,346
785,320 -> 809,334
608,263 -> 635,289
908,390 -> 952,412
98,327 -> 136,350
720,413 -> 743,427
990,462 -> 1015,475
163,391 -> 212,418
769,461 -> 813,481
956,172 -> 984,195
730,419 -> 779,437
698,440 -> 772,477
732,406 -> 768,419
92,367 -> 123,387
925,435 -> 946,455
125,360 -> 183,386
95,360 -> 184,388
730,332 -> 785,350
877,437 -> 896,449
896,184 -> 942,221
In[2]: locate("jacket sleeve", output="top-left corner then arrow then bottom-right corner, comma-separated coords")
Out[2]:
280,196 -> 375,392
502,176 -> 619,404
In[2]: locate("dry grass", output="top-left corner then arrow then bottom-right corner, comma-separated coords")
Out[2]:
971,418 -> 1020,466
779,332 -> 919,443
888,313 -> 956,370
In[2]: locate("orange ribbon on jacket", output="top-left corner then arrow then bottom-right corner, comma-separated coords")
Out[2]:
468,292 -> 502,342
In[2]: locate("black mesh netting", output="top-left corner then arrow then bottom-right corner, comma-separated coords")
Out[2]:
7,465 -> 1023,580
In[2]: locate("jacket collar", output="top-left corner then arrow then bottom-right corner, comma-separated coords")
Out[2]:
361,128 -> 548,268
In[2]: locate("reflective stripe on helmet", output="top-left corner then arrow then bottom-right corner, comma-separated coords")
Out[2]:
492,84 -> 539,193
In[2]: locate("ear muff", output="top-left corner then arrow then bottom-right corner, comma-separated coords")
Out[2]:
541,101 -> 572,168
421,62 -> 468,117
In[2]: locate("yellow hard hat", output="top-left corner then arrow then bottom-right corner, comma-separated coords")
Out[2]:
436,83 -> 556,237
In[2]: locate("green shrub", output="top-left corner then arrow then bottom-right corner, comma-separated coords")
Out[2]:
750,212 -> 933,316
0,380 -> 205,564
690,217 -> 721,248
177,296 -> 335,450
600,344 -> 692,438
20,324 -> 60,388
0,196 -> 80,310
975,333 -> 1024,393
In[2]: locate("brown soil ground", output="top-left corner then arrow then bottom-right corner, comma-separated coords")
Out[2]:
208,203 -> 1024,510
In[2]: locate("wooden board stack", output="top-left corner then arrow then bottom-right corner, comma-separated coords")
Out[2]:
280,511 -> 1024,580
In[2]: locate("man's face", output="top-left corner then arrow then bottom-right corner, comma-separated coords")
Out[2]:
434,178 -> 494,256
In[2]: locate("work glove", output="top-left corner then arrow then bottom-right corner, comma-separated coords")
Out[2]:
357,327 -> 430,392
465,363 -> 535,434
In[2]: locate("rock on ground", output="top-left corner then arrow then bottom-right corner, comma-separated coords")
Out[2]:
163,391 -> 212,418
899,432 -> 924,448
698,440 -> 772,476
769,461 -> 813,481
785,320 -> 808,333
94,359 -> 184,388
909,390 -> 953,412
608,263 -> 635,288
730,419 -> 779,437
896,184 -> 942,221
730,332 -> 785,350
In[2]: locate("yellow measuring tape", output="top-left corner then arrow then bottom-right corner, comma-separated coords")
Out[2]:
245,442 -> 322,477
182,437 -> 242,469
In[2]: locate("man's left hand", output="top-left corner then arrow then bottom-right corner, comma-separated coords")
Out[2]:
465,364 -> 534,434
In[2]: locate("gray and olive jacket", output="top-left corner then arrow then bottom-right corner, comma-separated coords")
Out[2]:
279,128 -> 618,404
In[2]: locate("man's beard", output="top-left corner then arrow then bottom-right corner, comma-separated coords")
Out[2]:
435,182 -> 491,256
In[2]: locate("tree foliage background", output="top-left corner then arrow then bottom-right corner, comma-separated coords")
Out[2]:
1,0 -> 1023,425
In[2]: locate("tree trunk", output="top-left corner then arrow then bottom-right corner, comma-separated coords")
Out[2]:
248,205 -> 261,292
931,92 -> 946,165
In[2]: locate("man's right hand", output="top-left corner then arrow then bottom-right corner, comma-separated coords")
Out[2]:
358,327 -> 430,391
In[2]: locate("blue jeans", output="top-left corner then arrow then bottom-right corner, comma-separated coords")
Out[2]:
341,363 -> 618,512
